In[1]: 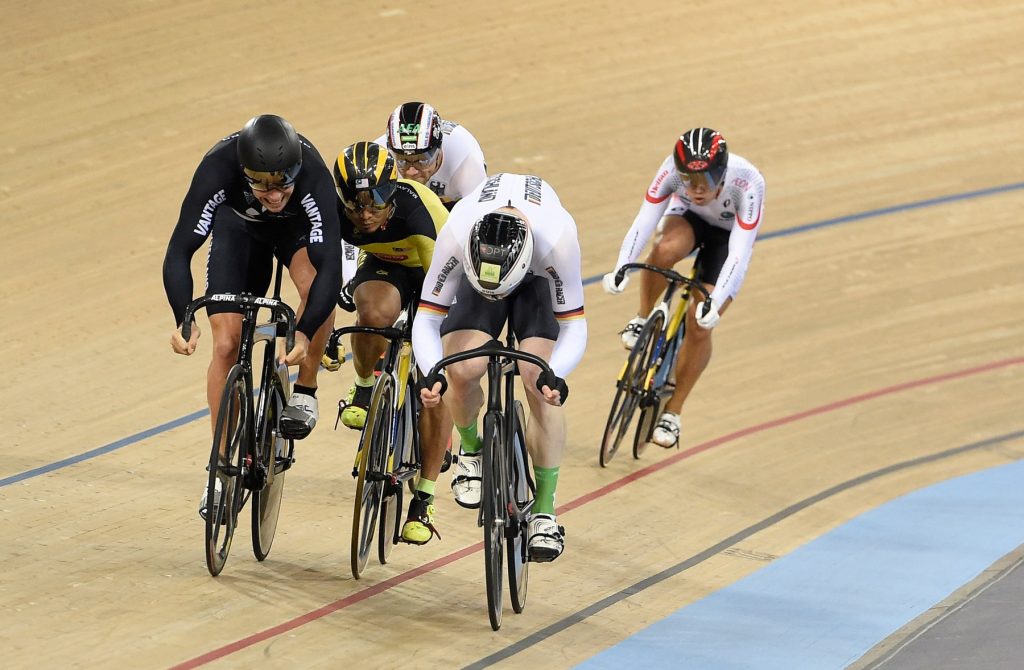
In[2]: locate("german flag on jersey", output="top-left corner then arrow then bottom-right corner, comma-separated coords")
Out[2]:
555,306 -> 585,321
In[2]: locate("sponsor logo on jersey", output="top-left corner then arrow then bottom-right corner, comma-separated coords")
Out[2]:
524,176 -> 543,205
193,189 -> 227,236
545,266 -> 565,305
432,255 -> 460,296
300,193 -> 324,243
478,174 -> 502,202
737,194 -> 761,230
429,180 -> 446,197
648,170 -> 669,198
374,253 -> 408,263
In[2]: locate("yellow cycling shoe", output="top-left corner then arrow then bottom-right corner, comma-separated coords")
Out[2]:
340,383 -> 373,430
401,497 -> 440,545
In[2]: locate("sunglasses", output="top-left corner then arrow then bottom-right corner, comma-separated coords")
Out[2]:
679,167 -> 726,190
243,166 -> 299,192
341,188 -> 394,213
394,147 -> 439,169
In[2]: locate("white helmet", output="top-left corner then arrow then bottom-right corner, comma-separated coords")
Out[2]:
463,210 -> 534,300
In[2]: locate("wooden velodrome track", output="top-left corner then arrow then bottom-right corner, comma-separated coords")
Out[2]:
3,1 -> 1022,667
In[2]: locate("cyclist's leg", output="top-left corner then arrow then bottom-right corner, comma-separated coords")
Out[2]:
641,213 -> 697,314
654,219 -> 732,447
285,246 -> 334,390
402,403 -> 453,544
438,282 -> 506,508
263,230 -> 324,437
510,277 -> 566,560
205,208 -> 270,433
207,314 -> 243,433
341,259 -> 403,429
201,210 -> 270,517
410,266 -> 452,492
621,207 -> 696,348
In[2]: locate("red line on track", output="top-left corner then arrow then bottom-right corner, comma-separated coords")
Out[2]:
170,356 -> 1023,669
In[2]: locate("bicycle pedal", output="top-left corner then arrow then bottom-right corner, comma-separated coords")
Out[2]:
440,450 -> 454,473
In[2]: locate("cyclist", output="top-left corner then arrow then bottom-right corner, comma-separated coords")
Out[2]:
602,128 -> 766,448
331,141 -> 453,545
338,102 -> 488,309
413,172 -> 587,562
163,114 -> 343,517
382,101 -> 487,207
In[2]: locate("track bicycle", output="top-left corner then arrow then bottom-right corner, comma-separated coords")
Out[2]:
325,299 -> 423,579
181,262 -> 297,577
424,331 -> 564,631
599,262 -> 710,467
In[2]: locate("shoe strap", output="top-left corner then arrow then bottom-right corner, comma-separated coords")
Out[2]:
655,418 -> 680,437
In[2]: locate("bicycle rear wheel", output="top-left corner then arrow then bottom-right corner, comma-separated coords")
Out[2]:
600,311 -> 665,467
252,371 -> 292,561
351,375 -> 394,579
205,365 -> 249,577
507,400 -> 531,614
482,412 -> 506,630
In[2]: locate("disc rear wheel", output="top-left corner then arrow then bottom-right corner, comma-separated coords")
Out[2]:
252,374 -> 292,561
507,401 -> 531,614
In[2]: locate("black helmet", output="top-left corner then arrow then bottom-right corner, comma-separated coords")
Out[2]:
385,102 -> 443,157
463,210 -> 534,300
673,128 -> 729,189
333,141 -> 398,210
236,115 -> 302,189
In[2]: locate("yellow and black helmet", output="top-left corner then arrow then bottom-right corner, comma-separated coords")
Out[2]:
333,141 -> 398,210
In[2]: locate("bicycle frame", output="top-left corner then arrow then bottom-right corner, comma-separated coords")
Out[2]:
328,300 -> 423,577
327,300 -> 421,474
601,262 -> 710,466
616,262 -> 709,401
183,288 -> 297,463
181,261 -> 298,575
425,333 -> 550,630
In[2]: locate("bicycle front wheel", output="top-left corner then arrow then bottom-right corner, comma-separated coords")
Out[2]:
379,378 -> 417,565
252,372 -> 291,561
482,412 -> 506,630
205,364 -> 249,577
600,311 -> 666,467
351,375 -> 394,579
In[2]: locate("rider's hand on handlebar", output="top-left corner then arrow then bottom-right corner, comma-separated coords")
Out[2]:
419,381 -> 444,408
281,330 -> 310,366
602,271 -> 629,295
536,369 -> 569,406
696,300 -> 721,330
171,321 -> 199,355
337,281 -> 356,313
